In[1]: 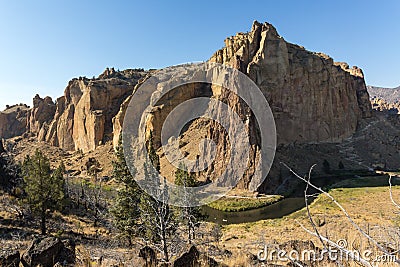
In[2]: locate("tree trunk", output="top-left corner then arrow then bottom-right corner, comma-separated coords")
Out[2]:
188,225 -> 192,244
41,208 -> 46,235
161,220 -> 169,262
162,238 -> 169,263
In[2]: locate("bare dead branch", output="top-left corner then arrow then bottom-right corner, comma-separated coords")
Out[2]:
281,162 -> 399,264
389,175 -> 400,210
297,221 -> 373,267
304,164 -> 327,250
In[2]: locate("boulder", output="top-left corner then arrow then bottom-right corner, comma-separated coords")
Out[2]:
59,239 -> 76,265
0,139 -> 5,154
21,237 -> 75,267
173,246 -> 200,267
138,246 -> 157,267
0,250 -> 20,267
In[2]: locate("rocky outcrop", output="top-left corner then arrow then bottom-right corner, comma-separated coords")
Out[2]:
173,246 -> 200,267
112,73 -> 150,149
210,21 -> 371,144
1,22 -> 371,151
0,21 -> 374,193
0,104 -> 29,139
139,246 -> 157,267
21,237 -> 75,267
14,69 -> 147,152
1,69 -> 147,152
0,250 -> 20,267
108,21 -> 374,191
368,85 -> 400,103
28,94 -> 56,135
371,97 -> 400,114
56,69 -> 147,152
368,85 -> 400,114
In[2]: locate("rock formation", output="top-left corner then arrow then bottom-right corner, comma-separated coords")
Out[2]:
135,21 -> 372,189
368,85 -> 400,103
368,85 -> 400,114
53,69 -> 147,152
0,22 -> 372,149
370,97 -> 400,114
0,69 -> 148,152
28,94 -> 56,135
21,237 -> 75,267
173,246 -> 200,267
112,72 -> 151,149
210,21 -> 371,144
0,21 -> 373,192
0,250 -> 20,267
0,104 -> 29,139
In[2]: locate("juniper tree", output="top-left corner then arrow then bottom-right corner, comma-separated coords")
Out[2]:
0,141 -> 20,192
139,133 -> 178,263
111,137 -> 143,246
22,149 -> 65,235
174,163 -> 203,244
86,157 -> 103,226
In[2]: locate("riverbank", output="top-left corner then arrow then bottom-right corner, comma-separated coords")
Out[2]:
207,194 -> 283,212
219,184 -> 400,265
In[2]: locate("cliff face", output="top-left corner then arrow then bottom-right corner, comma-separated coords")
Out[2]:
0,69 -> 147,153
44,68 -> 147,152
29,95 -> 57,142
134,21 -> 372,189
210,21 -> 371,144
0,104 -> 30,139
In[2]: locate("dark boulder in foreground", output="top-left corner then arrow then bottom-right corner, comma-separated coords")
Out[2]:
21,237 -> 75,267
173,246 -> 200,267
139,246 -> 157,267
0,250 -> 20,267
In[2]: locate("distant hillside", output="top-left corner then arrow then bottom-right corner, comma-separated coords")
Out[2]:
367,85 -> 400,102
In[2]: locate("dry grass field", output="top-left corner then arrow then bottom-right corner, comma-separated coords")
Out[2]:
220,182 -> 400,266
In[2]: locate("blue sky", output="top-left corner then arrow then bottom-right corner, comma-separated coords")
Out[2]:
0,1 -> 399,110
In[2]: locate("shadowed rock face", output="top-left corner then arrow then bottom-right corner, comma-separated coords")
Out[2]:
21,237 -> 75,267
0,250 -> 20,267
210,21 -> 371,144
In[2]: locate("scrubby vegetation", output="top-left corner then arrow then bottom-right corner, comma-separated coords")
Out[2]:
21,150 -> 66,235
207,195 -> 283,212
2,137 -> 400,266
0,140 -> 21,192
